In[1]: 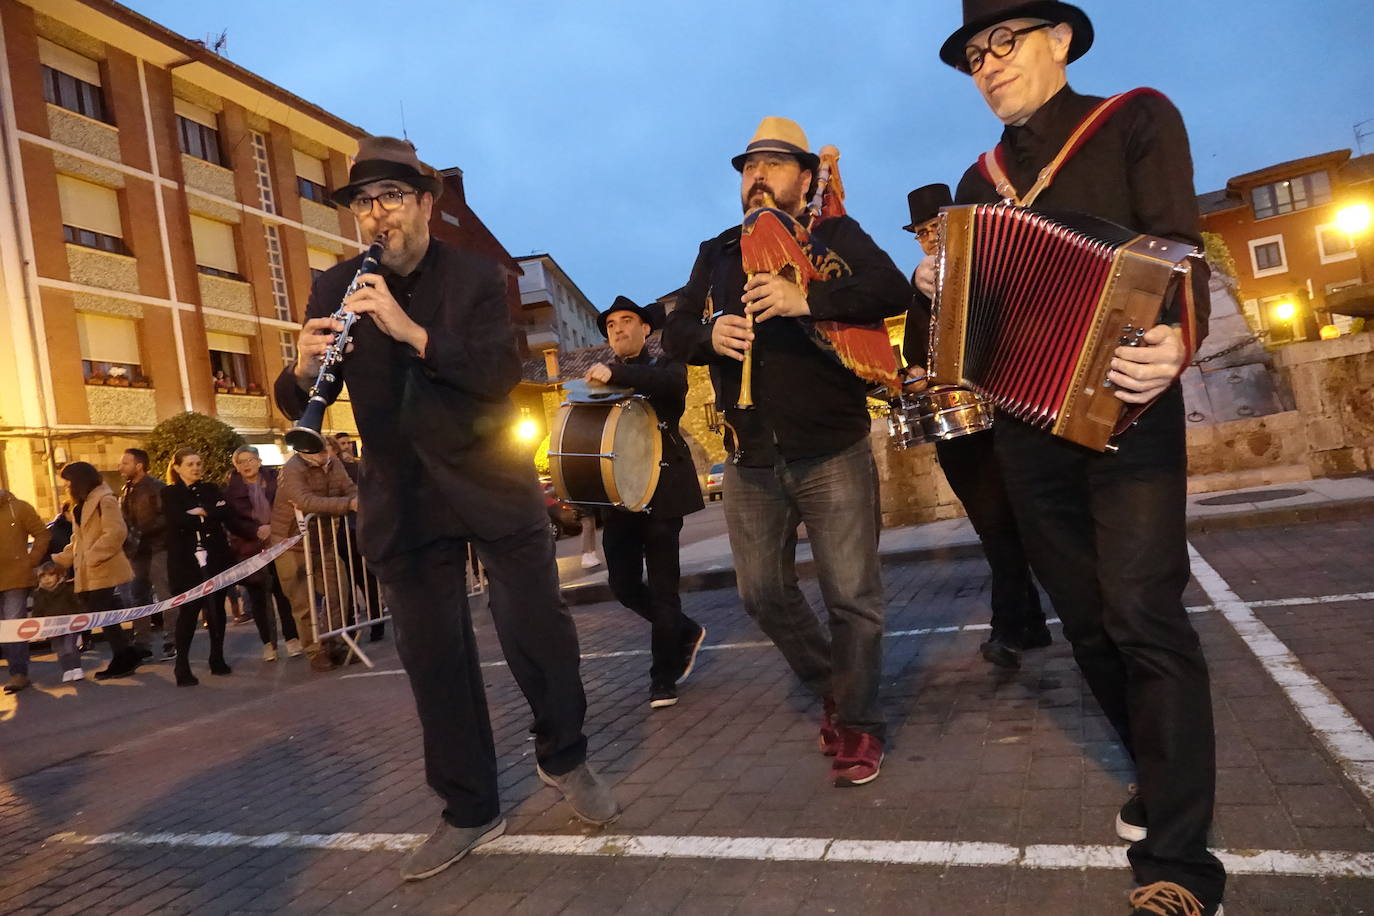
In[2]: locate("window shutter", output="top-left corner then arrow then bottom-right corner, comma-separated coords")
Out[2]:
77,313 -> 141,364
37,38 -> 101,85
173,97 -> 217,128
190,215 -> 239,273
56,175 -> 122,237
206,331 -> 252,354
293,150 -> 327,185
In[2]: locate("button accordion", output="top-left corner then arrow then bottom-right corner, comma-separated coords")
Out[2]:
929,204 -> 1198,451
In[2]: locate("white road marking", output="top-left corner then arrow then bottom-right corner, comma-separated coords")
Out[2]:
342,590 -> 1374,680
47,830 -> 1374,878
1188,544 -> 1374,803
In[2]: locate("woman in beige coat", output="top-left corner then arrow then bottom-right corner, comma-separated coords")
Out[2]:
53,462 -> 141,680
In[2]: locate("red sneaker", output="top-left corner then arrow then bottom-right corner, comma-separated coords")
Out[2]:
818,696 -> 839,756
830,729 -> 884,787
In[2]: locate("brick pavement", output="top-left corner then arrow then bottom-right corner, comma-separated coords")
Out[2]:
1,519 -> 1373,913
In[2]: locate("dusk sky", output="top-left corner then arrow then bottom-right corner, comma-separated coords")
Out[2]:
127,0 -> 1374,309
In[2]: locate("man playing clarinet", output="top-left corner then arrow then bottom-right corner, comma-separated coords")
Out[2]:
663,117 -> 909,787
916,3 -> 1221,913
275,136 -> 617,883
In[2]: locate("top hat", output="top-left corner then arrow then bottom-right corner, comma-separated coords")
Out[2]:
902,184 -> 954,232
938,0 -> 1093,71
330,136 -> 444,207
730,117 -> 821,174
597,296 -> 660,337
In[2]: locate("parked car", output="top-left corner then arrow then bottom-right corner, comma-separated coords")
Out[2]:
542,479 -> 581,539
704,462 -> 725,501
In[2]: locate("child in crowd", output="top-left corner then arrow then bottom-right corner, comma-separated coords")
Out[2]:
32,562 -> 84,683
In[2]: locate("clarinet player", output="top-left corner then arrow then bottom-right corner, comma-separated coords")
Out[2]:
274,136 -> 617,882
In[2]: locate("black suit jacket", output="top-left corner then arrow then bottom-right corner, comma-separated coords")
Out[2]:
606,352 -> 704,520
274,240 -> 544,563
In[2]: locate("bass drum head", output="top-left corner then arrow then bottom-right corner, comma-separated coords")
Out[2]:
604,398 -> 662,512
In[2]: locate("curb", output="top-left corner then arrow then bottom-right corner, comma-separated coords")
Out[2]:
560,497 -> 1374,607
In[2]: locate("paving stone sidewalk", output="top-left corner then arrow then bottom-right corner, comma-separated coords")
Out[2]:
1,514 -> 1373,913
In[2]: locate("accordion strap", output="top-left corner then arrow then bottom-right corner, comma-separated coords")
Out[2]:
979,88 -> 1165,207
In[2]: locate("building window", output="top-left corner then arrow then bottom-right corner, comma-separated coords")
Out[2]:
207,332 -> 258,393
1248,234 -> 1287,279
279,330 -> 298,370
57,174 -> 127,254
1316,225 -> 1357,264
37,39 -> 109,124
190,215 -> 244,280
1250,171 -> 1332,220
175,98 -> 224,166
307,247 -> 337,284
77,312 -> 146,385
294,149 -> 331,205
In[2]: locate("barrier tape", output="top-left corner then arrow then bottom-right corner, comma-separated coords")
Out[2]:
0,535 -> 302,643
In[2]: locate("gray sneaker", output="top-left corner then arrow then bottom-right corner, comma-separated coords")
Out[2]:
401,815 -> 506,882
536,761 -> 621,826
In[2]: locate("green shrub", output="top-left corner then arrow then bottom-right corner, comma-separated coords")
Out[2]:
533,433 -> 551,478
143,412 -> 245,485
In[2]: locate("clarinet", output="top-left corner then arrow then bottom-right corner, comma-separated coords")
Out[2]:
284,234 -> 387,454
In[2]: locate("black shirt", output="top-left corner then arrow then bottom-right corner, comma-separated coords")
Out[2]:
664,214 -> 909,466
904,84 -> 1210,367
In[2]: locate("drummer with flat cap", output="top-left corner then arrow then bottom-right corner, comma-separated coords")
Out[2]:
900,184 -> 1051,670
585,296 -> 707,710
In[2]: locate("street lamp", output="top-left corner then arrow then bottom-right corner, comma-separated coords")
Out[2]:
1273,300 -> 1296,323
1336,202 -> 1371,237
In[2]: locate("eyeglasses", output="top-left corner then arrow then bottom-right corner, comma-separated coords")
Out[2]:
963,23 -> 1052,75
914,226 -> 938,241
348,189 -> 418,216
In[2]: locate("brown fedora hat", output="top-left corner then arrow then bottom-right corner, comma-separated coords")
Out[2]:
730,116 -> 821,173
938,0 -> 1093,71
330,135 -> 443,206
902,184 -> 953,232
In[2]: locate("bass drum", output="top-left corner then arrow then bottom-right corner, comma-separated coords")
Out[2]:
549,396 -> 663,512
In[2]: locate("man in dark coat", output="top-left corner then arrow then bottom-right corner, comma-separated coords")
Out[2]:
118,447 -> 171,659
584,296 -> 706,709
662,117 -> 910,788
274,136 -> 616,882
899,184 -> 1050,669
919,3 -> 1221,913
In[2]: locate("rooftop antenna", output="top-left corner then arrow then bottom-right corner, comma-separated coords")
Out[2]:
1355,118 -> 1374,156
400,100 -> 409,142
207,29 -> 227,55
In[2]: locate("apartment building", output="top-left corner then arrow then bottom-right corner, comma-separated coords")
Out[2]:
0,0 -> 525,516
1198,149 -> 1373,345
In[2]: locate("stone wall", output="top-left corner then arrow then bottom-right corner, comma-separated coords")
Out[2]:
1274,331 -> 1374,477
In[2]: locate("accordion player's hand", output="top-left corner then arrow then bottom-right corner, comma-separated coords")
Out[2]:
913,256 -> 938,299
1108,324 -> 1185,404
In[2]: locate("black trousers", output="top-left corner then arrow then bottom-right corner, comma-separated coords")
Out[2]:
934,431 -> 1045,640
246,564 -> 298,646
172,573 -> 227,676
81,587 -> 128,656
994,386 -> 1224,904
374,522 -> 588,828
602,510 -> 699,685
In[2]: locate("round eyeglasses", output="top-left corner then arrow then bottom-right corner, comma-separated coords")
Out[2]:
963,23 -> 1052,75
348,188 -> 418,216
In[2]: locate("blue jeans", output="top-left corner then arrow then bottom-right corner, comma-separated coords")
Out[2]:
2,588 -> 31,677
724,438 -> 886,739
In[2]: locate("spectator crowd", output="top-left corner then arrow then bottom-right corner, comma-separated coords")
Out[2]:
0,433 -> 377,694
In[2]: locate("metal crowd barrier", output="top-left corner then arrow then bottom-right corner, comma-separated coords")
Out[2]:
299,512 -> 486,668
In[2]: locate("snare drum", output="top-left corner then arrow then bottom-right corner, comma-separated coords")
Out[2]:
549,396 -> 663,512
887,385 -> 994,449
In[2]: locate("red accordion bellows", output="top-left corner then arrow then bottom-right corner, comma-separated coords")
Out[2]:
930,204 -> 1197,451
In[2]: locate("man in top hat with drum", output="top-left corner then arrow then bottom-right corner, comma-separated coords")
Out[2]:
900,183 -> 1051,670
583,296 -> 707,710
663,117 -> 909,788
915,3 -> 1221,913
276,136 -> 618,882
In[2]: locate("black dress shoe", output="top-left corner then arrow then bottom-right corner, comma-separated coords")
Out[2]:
979,637 -> 1021,669
93,648 -> 142,680
209,658 -> 232,676
1018,623 -> 1053,650
176,670 -> 200,687
135,646 -> 154,661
